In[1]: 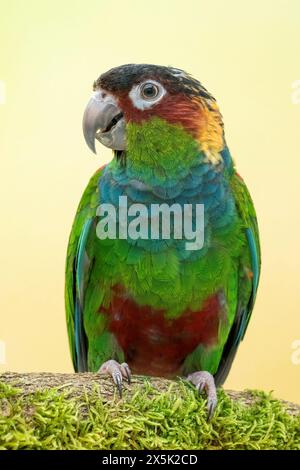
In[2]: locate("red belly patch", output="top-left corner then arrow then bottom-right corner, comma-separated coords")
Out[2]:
101,285 -> 221,377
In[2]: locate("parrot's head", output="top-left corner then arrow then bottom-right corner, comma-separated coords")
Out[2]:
83,64 -> 224,165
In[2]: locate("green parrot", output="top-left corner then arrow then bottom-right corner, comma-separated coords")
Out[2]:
65,64 -> 260,418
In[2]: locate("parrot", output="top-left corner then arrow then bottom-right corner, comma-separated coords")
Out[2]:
65,64 -> 260,419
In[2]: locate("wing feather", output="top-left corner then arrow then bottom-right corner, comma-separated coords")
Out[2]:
214,172 -> 261,385
65,167 -> 105,371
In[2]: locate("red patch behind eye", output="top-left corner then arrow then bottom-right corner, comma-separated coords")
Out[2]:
117,92 -> 204,138
101,285 -> 221,377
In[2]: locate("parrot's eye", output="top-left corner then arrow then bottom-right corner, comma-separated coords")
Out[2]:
129,79 -> 166,110
141,83 -> 159,100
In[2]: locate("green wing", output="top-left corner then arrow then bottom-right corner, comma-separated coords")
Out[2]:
214,171 -> 261,385
65,167 -> 105,371
231,171 -> 261,307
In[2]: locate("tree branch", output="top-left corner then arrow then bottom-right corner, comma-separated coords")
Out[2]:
1,371 -> 299,416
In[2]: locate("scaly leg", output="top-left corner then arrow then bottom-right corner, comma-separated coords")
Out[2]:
187,371 -> 217,420
98,359 -> 131,398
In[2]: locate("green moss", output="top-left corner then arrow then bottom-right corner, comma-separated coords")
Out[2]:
0,381 -> 299,450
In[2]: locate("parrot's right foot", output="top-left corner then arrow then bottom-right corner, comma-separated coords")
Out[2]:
98,359 -> 131,398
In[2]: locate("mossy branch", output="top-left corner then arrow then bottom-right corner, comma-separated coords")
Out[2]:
0,372 -> 299,450
1,372 -> 299,414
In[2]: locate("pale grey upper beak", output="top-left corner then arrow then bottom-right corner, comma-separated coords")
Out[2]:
82,90 -> 126,154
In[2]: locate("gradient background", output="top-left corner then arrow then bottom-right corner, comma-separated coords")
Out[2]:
0,0 -> 299,403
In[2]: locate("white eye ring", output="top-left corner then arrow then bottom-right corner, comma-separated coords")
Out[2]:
129,79 -> 166,110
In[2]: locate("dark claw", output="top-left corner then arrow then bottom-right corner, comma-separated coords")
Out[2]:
197,382 -> 205,394
124,366 -> 131,384
114,373 -> 123,398
207,400 -> 217,421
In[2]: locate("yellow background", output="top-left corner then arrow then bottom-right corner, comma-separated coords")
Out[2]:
0,0 -> 299,403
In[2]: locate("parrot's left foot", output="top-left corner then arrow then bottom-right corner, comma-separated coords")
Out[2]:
98,359 -> 131,398
187,371 -> 217,421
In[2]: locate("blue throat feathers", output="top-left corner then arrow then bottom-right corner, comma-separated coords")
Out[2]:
98,146 -> 237,259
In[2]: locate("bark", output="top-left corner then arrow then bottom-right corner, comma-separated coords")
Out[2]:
1,371 -> 299,416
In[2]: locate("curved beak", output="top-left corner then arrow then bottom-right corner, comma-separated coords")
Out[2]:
82,90 -> 126,154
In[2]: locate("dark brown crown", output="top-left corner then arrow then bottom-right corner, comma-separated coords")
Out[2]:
93,64 -> 215,101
